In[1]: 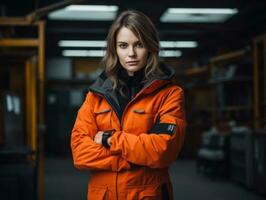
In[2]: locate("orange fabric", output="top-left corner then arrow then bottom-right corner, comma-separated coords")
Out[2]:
71,82 -> 186,200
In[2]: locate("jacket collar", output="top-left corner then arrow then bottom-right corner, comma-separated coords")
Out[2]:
89,63 -> 175,96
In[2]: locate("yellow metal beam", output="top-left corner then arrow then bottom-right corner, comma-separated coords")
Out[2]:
0,17 -> 38,26
0,39 -> 39,47
25,57 -> 37,151
38,21 -> 45,125
185,66 -> 209,76
210,49 -> 247,64
37,20 -> 46,200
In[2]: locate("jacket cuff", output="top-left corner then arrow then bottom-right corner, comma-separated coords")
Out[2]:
109,131 -> 122,154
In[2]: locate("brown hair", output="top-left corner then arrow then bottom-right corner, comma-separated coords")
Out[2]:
101,10 -> 163,92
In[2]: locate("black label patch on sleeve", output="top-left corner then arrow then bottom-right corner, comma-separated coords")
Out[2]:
148,123 -> 176,135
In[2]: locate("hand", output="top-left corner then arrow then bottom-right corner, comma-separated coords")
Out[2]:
107,137 -> 111,146
94,131 -> 104,144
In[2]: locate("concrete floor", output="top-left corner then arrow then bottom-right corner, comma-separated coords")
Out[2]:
45,157 -> 265,200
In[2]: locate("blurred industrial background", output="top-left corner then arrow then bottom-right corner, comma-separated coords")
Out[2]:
0,0 -> 266,200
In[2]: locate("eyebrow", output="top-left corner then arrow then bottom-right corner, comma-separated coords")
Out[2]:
117,40 -> 141,44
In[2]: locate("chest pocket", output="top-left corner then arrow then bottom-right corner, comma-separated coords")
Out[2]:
129,108 -> 156,134
93,108 -> 112,131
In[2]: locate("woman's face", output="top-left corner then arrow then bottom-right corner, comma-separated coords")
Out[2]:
116,27 -> 149,76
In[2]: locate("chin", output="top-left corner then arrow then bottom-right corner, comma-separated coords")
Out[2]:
126,67 -> 139,72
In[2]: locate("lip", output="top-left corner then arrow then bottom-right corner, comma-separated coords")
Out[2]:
126,61 -> 139,65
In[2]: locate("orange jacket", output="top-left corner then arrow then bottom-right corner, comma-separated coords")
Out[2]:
71,65 -> 186,200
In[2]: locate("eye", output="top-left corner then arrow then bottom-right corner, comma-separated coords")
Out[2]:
118,43 -> 127,49
135,42 -> 144,48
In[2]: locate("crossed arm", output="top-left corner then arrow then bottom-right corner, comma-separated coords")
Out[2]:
71,87 -> 186,171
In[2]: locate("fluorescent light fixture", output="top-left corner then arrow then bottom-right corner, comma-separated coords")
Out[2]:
58,40 -> 107,47
49,5 -> 118,21
160,8 -> 238,23
63,49 -> 181,58
167,8 -> 238,14
160,41 -> 197,48
58,40 -> 196,48
62,50 -> 106,57
66,5 -> 118,12
159,50 -> 182,57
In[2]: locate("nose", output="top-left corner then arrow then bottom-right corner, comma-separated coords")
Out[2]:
128,46 -> 136,57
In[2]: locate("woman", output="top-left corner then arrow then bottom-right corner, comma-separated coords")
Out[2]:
71,10 -> 186,200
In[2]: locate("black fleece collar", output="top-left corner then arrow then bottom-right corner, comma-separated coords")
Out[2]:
118,67 -> 145,87
89,63 -> 175,95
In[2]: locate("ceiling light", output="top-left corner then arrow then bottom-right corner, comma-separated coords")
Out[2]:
167,8 -> 238,14
159,50 -> 182,57
160,8 -> 238,23
49,5 -> 118,21
58,40 -> 197,48
66,5 -> 118,12
160,41 -> 197,48
62,50 -> 106,57
59,40 -> 106,47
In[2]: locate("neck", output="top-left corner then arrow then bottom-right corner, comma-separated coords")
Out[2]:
127,71 -> 134,76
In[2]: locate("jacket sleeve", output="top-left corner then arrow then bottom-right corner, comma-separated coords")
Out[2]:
71,92 -> 130,171
109,87 -> 186,169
